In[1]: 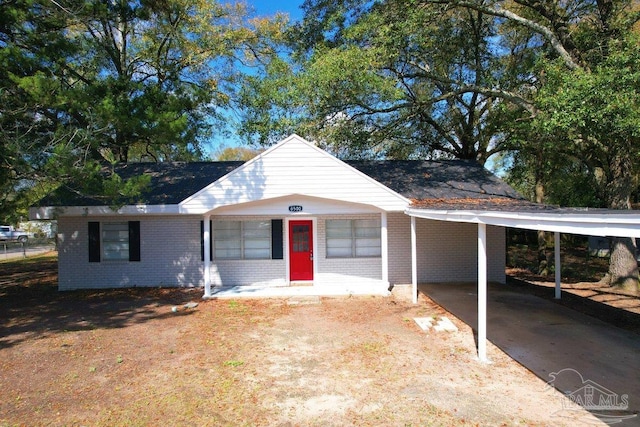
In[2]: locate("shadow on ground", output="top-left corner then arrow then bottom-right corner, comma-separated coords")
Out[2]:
0,256 -> 201,350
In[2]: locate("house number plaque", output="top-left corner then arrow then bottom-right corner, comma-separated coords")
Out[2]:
288,205 -> 303,212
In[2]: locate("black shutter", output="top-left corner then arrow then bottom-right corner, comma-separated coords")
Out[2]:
201,220 -> 213,261
88,221 -> 100,263
200,221 -> 204,261
128,221 -> 141,262
272,219 -> 283,260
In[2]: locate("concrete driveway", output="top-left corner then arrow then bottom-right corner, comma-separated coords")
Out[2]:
420,282 -> 640,424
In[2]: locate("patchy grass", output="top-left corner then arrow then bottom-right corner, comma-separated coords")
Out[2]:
0,254 -> 598,426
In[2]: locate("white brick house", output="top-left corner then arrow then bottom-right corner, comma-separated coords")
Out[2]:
31,134 -> 517,295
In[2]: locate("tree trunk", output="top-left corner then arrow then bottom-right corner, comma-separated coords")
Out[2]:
606,237 -> 639,294
535,170 -> 548,275
604,152 -> 639,294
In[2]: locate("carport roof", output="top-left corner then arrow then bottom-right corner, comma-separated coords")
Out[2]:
405,205 -> 640,238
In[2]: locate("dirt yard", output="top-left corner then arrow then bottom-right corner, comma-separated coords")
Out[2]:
0,254 -> 603,426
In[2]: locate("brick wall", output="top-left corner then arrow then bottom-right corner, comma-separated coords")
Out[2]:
58,215 -> 203,290
58,213 -> 505,290
387,215 -> 506,284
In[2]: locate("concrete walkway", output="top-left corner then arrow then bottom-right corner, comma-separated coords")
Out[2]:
420,282 -> 640,424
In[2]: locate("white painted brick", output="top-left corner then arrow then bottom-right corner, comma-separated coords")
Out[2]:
387,215 -> 505,285
57,212 -> 506,290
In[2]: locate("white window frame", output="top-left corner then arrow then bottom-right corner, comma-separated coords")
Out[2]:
101,222 -> 129,261
326,218 -> 381,258
213,220 -> 271,260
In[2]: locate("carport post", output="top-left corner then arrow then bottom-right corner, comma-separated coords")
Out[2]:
411,216 -> 418,304
203,215 -> 211,298
554,232 -> 561,299
381,212 -> 389,285
477,223 -> 488,363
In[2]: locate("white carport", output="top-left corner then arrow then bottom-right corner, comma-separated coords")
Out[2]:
405,207 -> 640,363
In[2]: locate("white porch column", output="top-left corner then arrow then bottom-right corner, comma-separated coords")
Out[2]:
381,212 -> 389,285
554,232 -> 561,299
203,215 -> 212,298
411,216 -> 418,304
477,223 -> 489,363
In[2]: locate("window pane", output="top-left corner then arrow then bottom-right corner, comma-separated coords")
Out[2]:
354,219 -> 381,257
243,221 -> 270,238
214,221 -> 241,259
244,239 -> 270,249
102,223 -> 129,260
326,219 -> 353,257
327,242 -> 352,257
243,221 -> 271,259
354,219 -> 381,238
355,239 -> 382,257
244,248 -> 270,259
215,248 -> 241,259
326,220 -> 352,238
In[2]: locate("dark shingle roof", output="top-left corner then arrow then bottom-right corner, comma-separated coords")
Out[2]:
346,160 -> 525,203
38,159 -> 529,209
39,162 -> 244,206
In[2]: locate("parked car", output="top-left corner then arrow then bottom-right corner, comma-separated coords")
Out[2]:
0,225 -> 29,243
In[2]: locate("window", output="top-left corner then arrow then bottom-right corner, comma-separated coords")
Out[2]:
243,221 -> 271,259
88,221 -> 140,262
326,219 -> 381,258
102,222 -> 130,260
213,220 -> 271,260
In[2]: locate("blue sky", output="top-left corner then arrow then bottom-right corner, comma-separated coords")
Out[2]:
250,0 -> 304,21
208,1 -> 305,156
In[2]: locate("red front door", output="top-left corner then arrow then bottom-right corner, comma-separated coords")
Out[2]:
289,220 -> 313,281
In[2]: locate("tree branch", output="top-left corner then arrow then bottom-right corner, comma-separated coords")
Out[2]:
421,0 -> 581,70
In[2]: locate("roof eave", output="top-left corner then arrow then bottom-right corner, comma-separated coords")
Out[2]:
29,204 -> 181,219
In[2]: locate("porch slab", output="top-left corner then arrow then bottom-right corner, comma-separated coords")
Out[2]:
205,282 -> 391,299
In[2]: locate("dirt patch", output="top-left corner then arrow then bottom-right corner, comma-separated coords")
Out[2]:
1,255 -> 602,426
507,242 -> 640,334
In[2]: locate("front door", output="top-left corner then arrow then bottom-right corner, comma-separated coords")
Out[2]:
289,220 -> 313,281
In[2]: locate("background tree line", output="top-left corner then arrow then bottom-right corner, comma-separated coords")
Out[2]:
2,0 -> 639,291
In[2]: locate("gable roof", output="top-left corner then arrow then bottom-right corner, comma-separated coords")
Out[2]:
34,136 -> 526,212
37,158 -> 524,208
178,135 -> 410,213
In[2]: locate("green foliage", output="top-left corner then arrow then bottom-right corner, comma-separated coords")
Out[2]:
212,146 -> 263,161
239,0 -> 535,162
1,0 -> 281,214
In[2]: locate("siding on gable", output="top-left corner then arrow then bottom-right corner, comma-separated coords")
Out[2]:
180,136 -> 409,214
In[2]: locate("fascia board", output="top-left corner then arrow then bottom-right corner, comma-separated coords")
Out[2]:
29,204 -> 180,219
